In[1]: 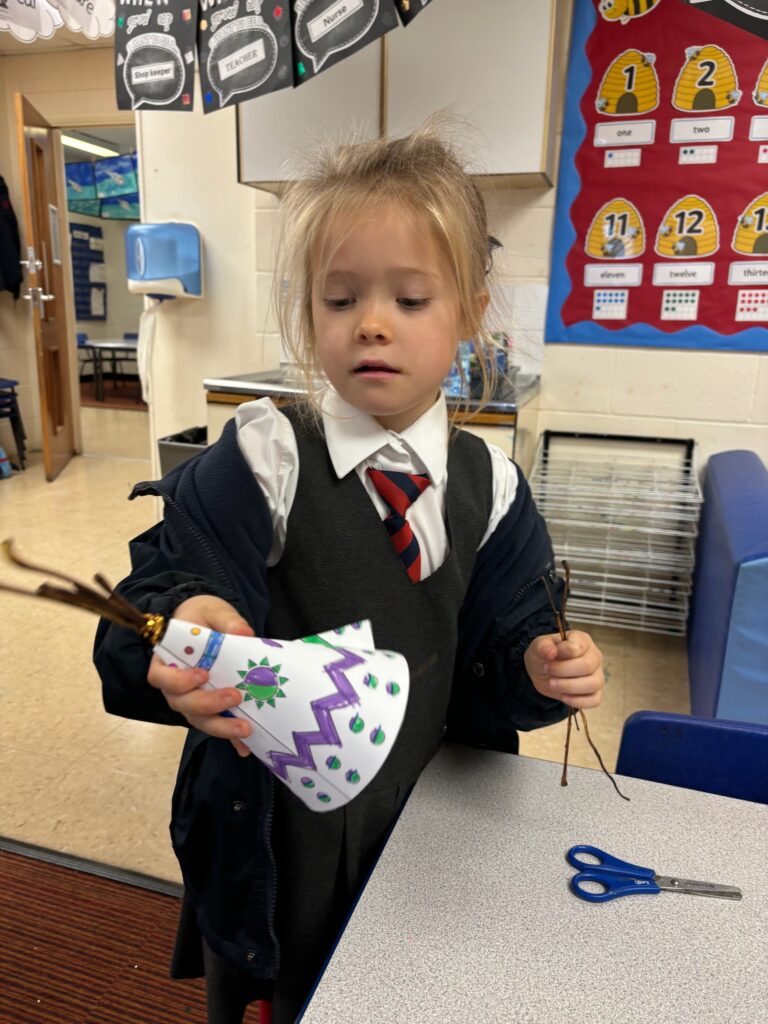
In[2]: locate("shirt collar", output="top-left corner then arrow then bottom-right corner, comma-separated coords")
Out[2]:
320,389 -> 449,484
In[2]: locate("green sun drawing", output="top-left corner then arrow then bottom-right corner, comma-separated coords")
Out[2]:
236,658 -> 288,709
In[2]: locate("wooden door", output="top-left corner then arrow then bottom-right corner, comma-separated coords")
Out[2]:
14,94 -> 75,482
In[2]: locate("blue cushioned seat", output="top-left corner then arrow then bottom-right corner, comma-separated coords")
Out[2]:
617,711 -> 768,804
688,451 -> 768,724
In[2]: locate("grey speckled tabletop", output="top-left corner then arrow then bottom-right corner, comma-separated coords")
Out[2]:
302,746 -> 768,1024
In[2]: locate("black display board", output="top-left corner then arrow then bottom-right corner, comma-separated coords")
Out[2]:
69,223 -> 107,322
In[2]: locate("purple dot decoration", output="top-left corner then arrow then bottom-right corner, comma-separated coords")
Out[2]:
350,714 -> 364,734
184,646 -> 194,655
346,769 -> 360,784
301,777 -> 315,788
370,725 -> 385,746
386,681 -> 401,696
317,793 -> 331,803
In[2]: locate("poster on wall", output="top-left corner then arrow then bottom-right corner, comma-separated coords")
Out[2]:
114,0 -> 198,111
66,162 -> 97,202
94,154 -> 138,197
290,0 -> 399,86
197,0 -> 293,115
100,194 -> 141,219
545,0 -> 768,352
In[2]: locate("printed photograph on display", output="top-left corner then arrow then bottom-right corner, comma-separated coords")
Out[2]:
546,0 -> 768,351
94,154 -> 138,198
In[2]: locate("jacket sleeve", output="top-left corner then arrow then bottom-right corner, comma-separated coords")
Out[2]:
93,521 -> 250,727
447,469 -> 569,752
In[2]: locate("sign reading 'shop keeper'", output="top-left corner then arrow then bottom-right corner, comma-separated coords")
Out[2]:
115,0 -> 198,111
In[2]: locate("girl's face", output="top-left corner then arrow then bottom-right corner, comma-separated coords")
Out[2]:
311,204 -> 478,433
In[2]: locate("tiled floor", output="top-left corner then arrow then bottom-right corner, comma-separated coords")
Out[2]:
0,408 -> 690,884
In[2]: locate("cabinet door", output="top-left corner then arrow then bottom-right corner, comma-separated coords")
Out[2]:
238,45 -> 381,188
386,0 -> 559,181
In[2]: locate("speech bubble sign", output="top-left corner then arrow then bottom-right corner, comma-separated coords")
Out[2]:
294,0 -> 378,74
124,33 -> 185,109
206,16 -> 278,107
48,0 -> 114,39
0,0 -> 62,42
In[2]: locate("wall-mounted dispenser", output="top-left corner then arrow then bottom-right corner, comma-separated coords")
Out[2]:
125,222 -> 203,300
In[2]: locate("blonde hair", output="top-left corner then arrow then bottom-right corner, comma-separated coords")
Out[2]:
273,116 -> 500,420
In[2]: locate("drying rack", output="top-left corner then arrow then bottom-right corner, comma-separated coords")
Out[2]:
529,431 -> 703,636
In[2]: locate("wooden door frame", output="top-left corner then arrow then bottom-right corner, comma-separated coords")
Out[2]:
15,94 -> 78,478
14,104 -> 136,466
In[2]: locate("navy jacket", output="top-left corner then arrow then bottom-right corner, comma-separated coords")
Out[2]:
94,418 -> 567,978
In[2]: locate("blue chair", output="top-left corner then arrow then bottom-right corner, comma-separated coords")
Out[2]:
0,378 -> 27,470
616,710 -> 768,804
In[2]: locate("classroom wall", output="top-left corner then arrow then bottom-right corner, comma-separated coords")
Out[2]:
4,10 -> 765,472
135,84 -> 263,473
68,213 -> 144,342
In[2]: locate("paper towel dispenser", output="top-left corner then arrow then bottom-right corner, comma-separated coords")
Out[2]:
125,222 -> 202,299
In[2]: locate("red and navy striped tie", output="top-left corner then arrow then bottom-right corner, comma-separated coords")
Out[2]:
367,468 -> 431,583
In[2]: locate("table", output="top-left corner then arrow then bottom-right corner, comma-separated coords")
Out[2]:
302,747 -> 768,1024
86,339 -> 138,402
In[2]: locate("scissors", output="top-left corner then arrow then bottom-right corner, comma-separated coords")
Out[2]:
567,844 -> 742,903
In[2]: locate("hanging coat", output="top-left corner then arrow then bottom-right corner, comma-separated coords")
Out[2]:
0,175 -> 22,301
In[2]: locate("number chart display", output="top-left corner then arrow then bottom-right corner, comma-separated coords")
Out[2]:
545,0 -> 768,351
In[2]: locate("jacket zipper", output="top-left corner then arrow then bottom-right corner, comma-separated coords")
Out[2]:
149,483 -> 280,970
510,558 -> 555,606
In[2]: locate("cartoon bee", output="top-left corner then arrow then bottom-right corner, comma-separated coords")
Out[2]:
599,0 -> 661,26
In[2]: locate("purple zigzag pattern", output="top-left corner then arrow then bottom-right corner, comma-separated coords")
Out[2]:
267,648 -> 364,781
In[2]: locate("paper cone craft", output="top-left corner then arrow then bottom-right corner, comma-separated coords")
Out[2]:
156,619 -> 409,811
0,541 -> 409,813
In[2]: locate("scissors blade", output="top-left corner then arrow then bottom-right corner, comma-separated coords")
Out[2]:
654,875 -> 742,900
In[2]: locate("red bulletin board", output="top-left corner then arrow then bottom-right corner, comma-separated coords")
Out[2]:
546,0 -> 768,350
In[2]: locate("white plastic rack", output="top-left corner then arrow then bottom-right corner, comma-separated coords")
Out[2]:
529,432 -> 703,636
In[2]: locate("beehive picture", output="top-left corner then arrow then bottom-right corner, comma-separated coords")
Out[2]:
597,50 -> 659,116
586,199 -> 646,259
672,46 -> 741,111
655,196 -> 719,258
599,0 -> 661,26
733,194 -> 768,255
753,59 -> 768,108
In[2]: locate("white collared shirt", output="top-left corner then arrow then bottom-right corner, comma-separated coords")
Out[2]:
235,391 -> 518,579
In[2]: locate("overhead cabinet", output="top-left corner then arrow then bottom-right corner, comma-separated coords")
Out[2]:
238,0 -> 565,191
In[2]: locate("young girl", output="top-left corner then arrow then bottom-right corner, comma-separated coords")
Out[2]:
94,121 -> 604,1024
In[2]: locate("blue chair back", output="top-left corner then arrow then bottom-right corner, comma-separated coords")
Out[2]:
77,333 -> 89,347
123,332 -> 139,341
617,711 -> 768,804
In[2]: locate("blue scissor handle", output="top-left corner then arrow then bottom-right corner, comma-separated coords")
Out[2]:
570,869 -> 661,903
567,844 -> 656,880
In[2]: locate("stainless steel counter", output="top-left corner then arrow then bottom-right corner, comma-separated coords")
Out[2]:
203,368 -> 540,416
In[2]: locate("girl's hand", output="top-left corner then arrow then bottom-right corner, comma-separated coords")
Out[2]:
147,594 -> 255,757
523,630 -> 604,709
